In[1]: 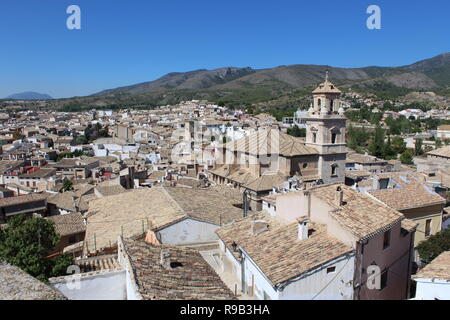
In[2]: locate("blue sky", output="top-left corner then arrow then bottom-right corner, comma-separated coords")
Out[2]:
0,0 -> 449,98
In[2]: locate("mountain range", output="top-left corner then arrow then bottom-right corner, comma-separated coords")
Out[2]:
6,92 -> 53,100
94,53 -> 450,96
27,53 -> 450,112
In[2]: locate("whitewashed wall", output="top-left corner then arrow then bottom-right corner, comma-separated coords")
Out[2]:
51,270 -> 126,300
241,250 -> 355,300
279,254 -> 355,300
414,279 -> 450,300
157,218 -> 219,245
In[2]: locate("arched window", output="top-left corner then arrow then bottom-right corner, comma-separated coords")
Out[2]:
331,133 -> 337,144
330,127 -> 340,144
330,99 -> 334,111
317,99 -> 322,108
331,164 -> 338,176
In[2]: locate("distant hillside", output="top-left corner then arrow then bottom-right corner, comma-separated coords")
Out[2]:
6,92 -> 53,100
95,67 -> 256,96
93,53 -> 450,97
43,53 -> 450,112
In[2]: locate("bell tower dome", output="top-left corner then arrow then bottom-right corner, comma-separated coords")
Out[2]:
310,70 -> 342,115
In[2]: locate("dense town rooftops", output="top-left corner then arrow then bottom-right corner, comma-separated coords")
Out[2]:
413,251 -> 450,281
85,186 -> 244,251
368,172 -> 446,211
216,212 -> 353,287
0,261 -> 66,300
120,239 -> 235,300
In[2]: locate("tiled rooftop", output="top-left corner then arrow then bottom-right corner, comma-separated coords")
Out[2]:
413,251 -> 450,281
222,129 -> 318,157
368,172 -> 445,211
216,212 -> 353,286
85,186 -> 244,252
121,239 -> 236,300
311,184 -> 405,240
46,212 -> 86,237
0,261 -> 67,300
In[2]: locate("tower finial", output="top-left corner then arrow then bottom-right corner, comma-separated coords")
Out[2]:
325,69 -> 329,82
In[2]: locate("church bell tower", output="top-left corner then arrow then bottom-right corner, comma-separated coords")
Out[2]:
305,71 -> 347,184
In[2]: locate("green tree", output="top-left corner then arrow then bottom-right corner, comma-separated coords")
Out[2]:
347,126 -> 371,153
287,126 -> 306,138
400,150 -> 414,165
415,138 -> 424,156
61,178 -> 74,192
383,136 -> 396,160
75,135 -> 89,145
368,125 -> 385,158
417,229 -> 450,265
0,215 -> 73,282
391,136 -> 406,155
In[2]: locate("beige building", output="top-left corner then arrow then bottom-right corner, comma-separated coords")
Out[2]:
219,183 -> 417,300
367,172 -> 445,249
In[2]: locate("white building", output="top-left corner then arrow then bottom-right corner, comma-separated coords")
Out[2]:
216,214 -> 356,300
412,251 -> 450,300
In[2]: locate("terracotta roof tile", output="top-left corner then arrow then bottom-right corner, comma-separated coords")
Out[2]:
413,251 -> 450,281
217,212 -> 353,286
121,239 -> 236,300
312,184 -> 405,240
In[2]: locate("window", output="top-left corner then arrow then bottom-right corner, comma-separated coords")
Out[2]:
317,99 -> 322,107
331,165 -> 338,176
380,269 -> 389,290
312,133 -> 317,143
383,230 -> 391,249
327,266 -> 336,274
303,163 -> 308,169
331,133 -> 337,144
425,219 -> 432,237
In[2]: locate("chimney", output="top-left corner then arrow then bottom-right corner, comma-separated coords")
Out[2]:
298,218 -> 310,240
372,175 -> 380,190
145,230 -> 161,246
335,186 -> 344,206
160,249 -> 171,270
